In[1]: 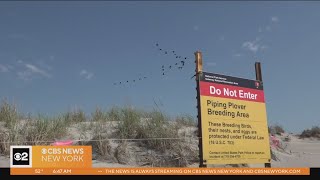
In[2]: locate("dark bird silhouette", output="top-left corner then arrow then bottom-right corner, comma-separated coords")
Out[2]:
175,63 -> 178,65
176,56 -> 178,58
144,77 -> 147,79
184,57 -> 187,60
178,67 -> 183,70
181,61 -> 185,66
162,72 -> 165,75
156,43 -> 159,46
172,51 -> 175,53
159,48 -> 162,51
139,78 -> 141,80
162,65 -> 164,68
119,82 -> 122,84
133,80 -> 135,82
169,65 -> 172,69
126,80 -> 129,83
165,51 -> 167,54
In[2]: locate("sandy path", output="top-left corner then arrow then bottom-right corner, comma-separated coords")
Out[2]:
271,136 -> 320,167
0,156 -> 9,168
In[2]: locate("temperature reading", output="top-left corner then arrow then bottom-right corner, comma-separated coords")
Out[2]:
35,169 -> 43,174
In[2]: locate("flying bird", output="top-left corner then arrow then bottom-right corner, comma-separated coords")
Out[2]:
172,51 -> 175,53
126,80 -> 129,83
181,61 -> 185,66
169,65 -> 172,69
156,43 -> 159,46
175,63 -> 178,65
165,51 -> 167,54
162,72 -> 165,75
184,57 -> 187,60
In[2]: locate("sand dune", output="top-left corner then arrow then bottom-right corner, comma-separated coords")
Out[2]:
1,133 -> 319,168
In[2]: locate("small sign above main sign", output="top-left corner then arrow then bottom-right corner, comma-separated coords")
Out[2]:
199,72 -> 271,164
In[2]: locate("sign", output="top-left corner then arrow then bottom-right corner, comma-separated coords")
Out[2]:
199,72 -> 271,164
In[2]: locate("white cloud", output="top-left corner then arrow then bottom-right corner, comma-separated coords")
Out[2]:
17,71 -> 32,81
80,69 -> 94,80
25,64 -> 52,78
17,63 -> 52,81
271,16 -> 279,23
233,53 -> 243,57
242,41 -> 260,53
37,61 -> 52,71
0,64 -> 9,73
207,62 -> 217,66
266,26 -> 271,31
260,45 -> 268,50
80,70 -> 87,75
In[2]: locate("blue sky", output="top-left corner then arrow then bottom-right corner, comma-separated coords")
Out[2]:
0,1 -> 320,133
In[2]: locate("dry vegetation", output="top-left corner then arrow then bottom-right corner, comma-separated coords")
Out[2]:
0,100 -> 198,167
269,124 -> 285,135
300,126 -> 320,139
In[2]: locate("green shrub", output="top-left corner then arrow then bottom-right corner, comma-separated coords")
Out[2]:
92,107 -> 108,122
269,125 -> 285,135
300,126 -> 320,138
64,109 -> 86,123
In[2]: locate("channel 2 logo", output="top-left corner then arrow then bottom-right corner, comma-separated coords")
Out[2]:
10,146 -> 32,168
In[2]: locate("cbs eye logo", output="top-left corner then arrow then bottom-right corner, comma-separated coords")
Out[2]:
10,146 -> 32,168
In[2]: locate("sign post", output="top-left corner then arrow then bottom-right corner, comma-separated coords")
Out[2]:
255,62 -> 272,168
196,52 -> 271,165
195,51 -> 206,167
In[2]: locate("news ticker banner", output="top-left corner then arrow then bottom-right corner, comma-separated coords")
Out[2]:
10,168 -> 310,175
199,72 -> 271,164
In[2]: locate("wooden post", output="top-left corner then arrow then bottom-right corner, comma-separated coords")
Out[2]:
195,51 -> 206,167
255,62 -> 271,168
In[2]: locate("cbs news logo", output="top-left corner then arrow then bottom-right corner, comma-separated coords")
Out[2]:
10,146 -> 32,168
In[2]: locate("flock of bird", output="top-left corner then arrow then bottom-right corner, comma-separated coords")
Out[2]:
156,43 -> 189,76
113,43 -> 190,86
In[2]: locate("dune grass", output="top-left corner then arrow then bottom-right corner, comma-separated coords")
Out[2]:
0,100 -> 198,166
269,124 -> 285,135
24,115 -> 68,145
0,100 -> 19,129
300,126 -> 320,139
